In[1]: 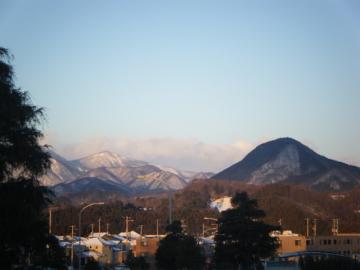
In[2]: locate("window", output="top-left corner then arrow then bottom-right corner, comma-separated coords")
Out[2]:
295,240 -> 301,246
333,239 -> 337,245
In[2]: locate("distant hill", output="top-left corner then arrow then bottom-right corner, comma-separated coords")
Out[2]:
212,138 -> 360,191
179,179 -> 360,235
42,150 -> 213,196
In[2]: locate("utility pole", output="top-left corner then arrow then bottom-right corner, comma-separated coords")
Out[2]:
90,224 -> 94,235
305,218 -> 310,238
139,224 -> 143,236
98,217 -> 101,233
168,191 -> 173,224
49,208 -> 52,235
312,219 -> 317,237
332,218 -> 339,235
125,216 -> 134,239
156,219 -> 159,238
70,225 -> 75,269
126,216 -> 129,235
181,219 -> 187,234
202,223 -> 205,237
106,223 -> 109,234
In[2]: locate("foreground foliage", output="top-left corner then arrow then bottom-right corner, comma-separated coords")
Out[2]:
125,250 -> 150,270
155,220 -> 205,270
215,192 -> 279,269
0,48 -> 58,268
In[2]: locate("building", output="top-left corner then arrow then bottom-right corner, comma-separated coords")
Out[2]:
133,235 -> 165,269
307,233 -> 360,256
272,230 -> 307,255
133,236 -> 161,257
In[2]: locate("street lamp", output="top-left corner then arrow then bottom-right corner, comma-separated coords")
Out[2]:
78,202 -> 104,269
48,206 -> 61,235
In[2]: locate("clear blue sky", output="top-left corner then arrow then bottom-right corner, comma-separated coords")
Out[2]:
1,0 -> 359,170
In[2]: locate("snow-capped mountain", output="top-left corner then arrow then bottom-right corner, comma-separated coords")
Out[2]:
213,137 -> 360,191
151,164 -> 214,183
72,151 -> 148,170
42,150 -> 212,195
40,150 -> 82,186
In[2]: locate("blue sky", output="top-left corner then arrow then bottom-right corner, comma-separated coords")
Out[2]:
1,0 -> 359,171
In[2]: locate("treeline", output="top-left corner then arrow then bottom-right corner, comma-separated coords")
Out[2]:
51,198 -> 218,236
54,179 -> 360,237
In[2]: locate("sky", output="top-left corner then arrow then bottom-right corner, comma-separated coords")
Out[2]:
1,0 -> 359,171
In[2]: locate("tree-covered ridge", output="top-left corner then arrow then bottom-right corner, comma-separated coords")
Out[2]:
51,179 -> 360,238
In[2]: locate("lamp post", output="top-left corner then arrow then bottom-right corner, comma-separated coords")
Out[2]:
78,202 -> 104,270
48,206 -> 60,235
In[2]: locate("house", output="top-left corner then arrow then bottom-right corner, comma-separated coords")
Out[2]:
272,230 -> 307,255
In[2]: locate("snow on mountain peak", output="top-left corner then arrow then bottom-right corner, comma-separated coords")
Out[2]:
73,151 -> 145,169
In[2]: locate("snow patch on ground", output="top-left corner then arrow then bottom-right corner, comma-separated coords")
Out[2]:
210,196 -> 233,212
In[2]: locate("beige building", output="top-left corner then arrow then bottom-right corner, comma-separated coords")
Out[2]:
272,230 -> 360,258
272,230 -> 307,255
134,236 -> 161,258
307,233 -> 360,256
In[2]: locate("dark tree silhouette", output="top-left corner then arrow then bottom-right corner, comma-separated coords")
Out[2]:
215,192 -> 279,270
0,47 -> 53,268
155,220 -> 205,270
84,258 -> 101,270
125,250 -> 150,270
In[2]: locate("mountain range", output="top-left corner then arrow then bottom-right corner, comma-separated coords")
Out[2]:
212,137 -> 360,191
44,137 -> 360,198
41,151 -> 214,196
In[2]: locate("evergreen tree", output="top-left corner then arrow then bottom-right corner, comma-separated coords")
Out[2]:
155,220 -> 205,270
84,258 -> 101,270
34,235 -> 67,269
125,250 -> 150,270
0,47 -> 52,268
215,192 -> 279,269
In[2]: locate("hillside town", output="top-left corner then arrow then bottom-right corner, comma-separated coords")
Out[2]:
54,220 -> 360,269
2,0 -> 360,269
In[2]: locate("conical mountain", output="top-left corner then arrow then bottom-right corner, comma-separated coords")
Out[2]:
212,138 -> 360,191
